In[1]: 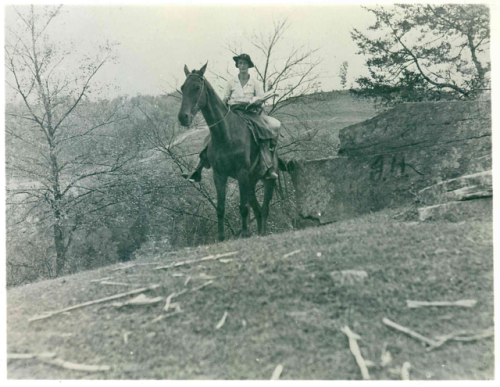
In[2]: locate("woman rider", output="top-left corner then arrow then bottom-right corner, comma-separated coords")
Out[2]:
183,53 -> 280,182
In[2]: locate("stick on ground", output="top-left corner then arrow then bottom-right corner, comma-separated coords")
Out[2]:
407,300 -> 477,308
28,284 -> 161,322
8,352 -> 56,360
191,280 -> 214,292
155,252 -> 239,270
215,311 -> 229,330
99,281 -> 135,287
40,357 -> 111,372
271,364 -> 284,380
429,326 -> 494,351
341,326 -> 371,380
282,250 -> 301,259
9,353 -> 110,372
382,318 -> 440,347
401,362 -> 411,380
110,262 -> 158,272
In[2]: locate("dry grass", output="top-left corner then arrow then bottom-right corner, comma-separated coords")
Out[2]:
7,210 -> 493,379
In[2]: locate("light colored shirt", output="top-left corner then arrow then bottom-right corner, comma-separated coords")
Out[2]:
222,75 -> 264,105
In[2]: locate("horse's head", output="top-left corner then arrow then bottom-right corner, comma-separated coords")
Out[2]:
178,63 -> 208,127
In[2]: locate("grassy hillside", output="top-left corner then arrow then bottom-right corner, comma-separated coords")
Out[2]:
7,209 -> 493,380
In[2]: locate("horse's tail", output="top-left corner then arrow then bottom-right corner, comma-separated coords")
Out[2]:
277,156 -> 289,172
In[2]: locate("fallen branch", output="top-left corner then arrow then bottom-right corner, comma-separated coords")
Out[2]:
110,262 -> 158,272
123,331 -> 132,344
155,252 -> 239,270
40,357 -> 111,372
382,318 -> 440,348
401,362 -> 411,380
270,364 -> 284,380
8,352 -> 56,360
163,289 -> 189,312
100,281 -> 135,287
407,300 -> 477,308
380,343 -> 392,367
429,326 -> 494,351
90,277 -> 114,283
283,250 -> 301,258
113,294 -> 164,308
191,280 -> 214,292
9,352 -> 110,372
215,311 -> 229,330
340,326 -> 371,380
28,284 -> 161,322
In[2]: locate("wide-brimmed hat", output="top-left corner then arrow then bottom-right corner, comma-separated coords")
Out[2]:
233,53 -> 254,68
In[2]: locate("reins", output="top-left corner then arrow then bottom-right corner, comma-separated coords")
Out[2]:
186,73 -> 231,128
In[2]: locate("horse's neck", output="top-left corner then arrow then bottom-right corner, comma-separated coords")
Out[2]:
200,83 -> 233,145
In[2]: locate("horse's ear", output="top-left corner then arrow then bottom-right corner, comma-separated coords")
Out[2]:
199,62 -> 208,77
184,65 -> 190,77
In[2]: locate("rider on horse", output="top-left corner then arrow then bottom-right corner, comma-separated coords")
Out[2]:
183,53 -> 280,182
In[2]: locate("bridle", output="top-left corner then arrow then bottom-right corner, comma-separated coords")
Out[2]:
186,73 -> 231,128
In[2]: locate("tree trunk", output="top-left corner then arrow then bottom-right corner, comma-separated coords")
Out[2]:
49,142 -> 66,276
54,219 -> 66,276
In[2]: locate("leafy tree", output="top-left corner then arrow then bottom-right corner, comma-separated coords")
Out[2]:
339,61 -> 349,90
351,4 -> 490,106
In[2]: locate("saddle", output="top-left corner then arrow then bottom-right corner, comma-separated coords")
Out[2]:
230,104 -> 278,144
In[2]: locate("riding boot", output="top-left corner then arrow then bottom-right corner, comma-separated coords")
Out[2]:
182,158 -> 204,182
182,147 -> 210,182
259,140 -> 278,180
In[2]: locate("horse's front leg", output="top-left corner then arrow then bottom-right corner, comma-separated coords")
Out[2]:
238,173 -> 251,238
214,172 -> 228,242
248,180 -> 262,235
261,178 -> 276,235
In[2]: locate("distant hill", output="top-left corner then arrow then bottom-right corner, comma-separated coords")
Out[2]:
274,90 -> 378,128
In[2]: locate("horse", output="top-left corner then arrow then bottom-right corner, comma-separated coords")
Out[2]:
177,63 -> 277,242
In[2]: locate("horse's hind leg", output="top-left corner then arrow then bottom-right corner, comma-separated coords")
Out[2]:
262,179 -> 276,235
238,174 -> 251,238
214,172 -> 228,242
248,181 -> 262,235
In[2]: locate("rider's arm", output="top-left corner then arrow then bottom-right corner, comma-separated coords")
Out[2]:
251,81 -> 264,104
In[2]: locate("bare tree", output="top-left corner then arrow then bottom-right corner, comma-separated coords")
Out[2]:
226,18 -> 322,115
5,5 -> 135,276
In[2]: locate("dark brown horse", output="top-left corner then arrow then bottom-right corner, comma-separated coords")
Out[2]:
177,63 -> 276,241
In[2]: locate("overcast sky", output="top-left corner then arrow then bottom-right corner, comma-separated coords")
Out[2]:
5,4 -> 379,99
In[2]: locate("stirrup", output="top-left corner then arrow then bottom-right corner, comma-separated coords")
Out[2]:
265,171 -> 278,180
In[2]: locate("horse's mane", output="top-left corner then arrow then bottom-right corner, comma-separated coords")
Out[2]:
192,70 -> 225,108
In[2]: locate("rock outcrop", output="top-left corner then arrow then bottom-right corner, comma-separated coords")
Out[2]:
417,170 -> 492,222
288,100 -> 491,224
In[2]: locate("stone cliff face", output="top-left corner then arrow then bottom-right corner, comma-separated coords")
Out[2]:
288,100 -> 492,224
